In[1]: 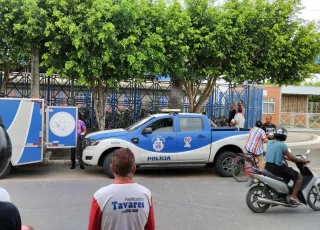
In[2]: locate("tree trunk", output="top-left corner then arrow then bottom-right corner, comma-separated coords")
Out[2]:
193,78 -> 216,113
184,77 -> 217,113
31,44 -> 40,98
92,79 -> 108,131
0,67 -> 10,95
169,77 -> 184,110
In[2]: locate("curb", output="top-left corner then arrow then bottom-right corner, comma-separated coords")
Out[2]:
286,134 -> 320,147
42,159 -> 70,165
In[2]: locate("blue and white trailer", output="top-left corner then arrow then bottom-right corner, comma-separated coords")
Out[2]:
0,98 -> 78,179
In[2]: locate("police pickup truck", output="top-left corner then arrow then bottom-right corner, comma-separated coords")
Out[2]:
82,110 -> 250,178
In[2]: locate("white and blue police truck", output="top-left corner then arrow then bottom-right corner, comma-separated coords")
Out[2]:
83,109 -> 250,178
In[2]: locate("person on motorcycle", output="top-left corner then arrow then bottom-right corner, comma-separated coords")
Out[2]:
264,126 -> 310,204
244,120 -> 268,169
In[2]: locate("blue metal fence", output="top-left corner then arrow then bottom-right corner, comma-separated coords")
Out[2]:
2,72 -> 262,129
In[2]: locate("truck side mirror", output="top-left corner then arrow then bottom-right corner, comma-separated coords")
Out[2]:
142,127 -> 152,135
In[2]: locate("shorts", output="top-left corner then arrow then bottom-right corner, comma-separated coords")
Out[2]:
265,163 -> 299,184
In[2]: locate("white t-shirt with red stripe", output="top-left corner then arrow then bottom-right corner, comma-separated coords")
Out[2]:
88,182 -> 155,230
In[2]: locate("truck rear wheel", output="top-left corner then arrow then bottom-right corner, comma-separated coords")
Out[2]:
215,151 -> 237,177
103,153 -> 115,179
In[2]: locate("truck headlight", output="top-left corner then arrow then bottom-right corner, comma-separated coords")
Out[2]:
84,139 -> 100,147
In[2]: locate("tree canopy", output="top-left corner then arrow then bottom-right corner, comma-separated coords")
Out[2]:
1,0 -> 320,128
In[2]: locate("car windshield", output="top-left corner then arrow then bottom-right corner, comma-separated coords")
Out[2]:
125,116 -> 155,131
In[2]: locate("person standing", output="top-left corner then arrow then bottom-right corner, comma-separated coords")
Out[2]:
238,100 -> 245,116
202,112 -> 217,127
70,112 -> 87,169
262,115 -> 277,140
0,201 -> 22,230
0,187 -> 10,202
244,121 -> 268,169
228,104 -> 236,126
231,107 -> 245,128
88,148 -> 155,230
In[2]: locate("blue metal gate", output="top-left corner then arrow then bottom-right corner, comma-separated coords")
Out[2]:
2,72 -> 262,129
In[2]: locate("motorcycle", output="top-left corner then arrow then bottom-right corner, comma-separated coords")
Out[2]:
246,149 -> 320,213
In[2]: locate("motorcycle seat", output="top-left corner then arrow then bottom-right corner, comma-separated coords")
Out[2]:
260,170 -> 284,182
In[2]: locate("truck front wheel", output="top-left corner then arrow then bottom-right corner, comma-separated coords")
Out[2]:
103,153 -> 115,179
215,151 -> 237,177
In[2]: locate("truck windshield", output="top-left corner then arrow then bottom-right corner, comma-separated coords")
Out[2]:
125,116 -> 155,131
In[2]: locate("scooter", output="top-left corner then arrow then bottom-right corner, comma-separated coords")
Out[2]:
246,149 -> 320,213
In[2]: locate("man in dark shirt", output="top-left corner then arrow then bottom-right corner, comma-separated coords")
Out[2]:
262,115 -> 277,140
0,201 -> 22,230
228,104 -> 236,126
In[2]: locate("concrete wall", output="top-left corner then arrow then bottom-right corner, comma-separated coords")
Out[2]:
257,85 -> 281,126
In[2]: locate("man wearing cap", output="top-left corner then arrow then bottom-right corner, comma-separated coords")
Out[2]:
244,121 -> 269,169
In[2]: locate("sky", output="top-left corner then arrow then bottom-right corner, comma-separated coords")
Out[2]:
300,0 -> 320,21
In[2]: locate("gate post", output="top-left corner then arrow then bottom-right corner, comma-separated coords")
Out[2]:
306,113 -> 310,129
133,80 -> 137,123
71,76 -> 75,106
46,75 -> 51,106
0,71 -> 2,91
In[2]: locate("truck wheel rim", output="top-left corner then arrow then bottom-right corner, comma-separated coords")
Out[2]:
222,157 -> 233,173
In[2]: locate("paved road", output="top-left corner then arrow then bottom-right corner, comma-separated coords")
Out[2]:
2,144 -> 320,230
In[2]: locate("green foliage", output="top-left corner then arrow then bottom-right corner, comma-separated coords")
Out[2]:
43,0 -> 166,86
0,0 -> 29,71
1,0 -> 320,115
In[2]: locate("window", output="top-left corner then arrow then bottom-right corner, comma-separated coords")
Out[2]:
147,118 -> 174,134
179,117 -> 203,132
263,98 -> 275,114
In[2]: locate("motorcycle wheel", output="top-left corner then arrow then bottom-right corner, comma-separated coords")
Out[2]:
246,185 -> 271,213
307,185 -> 320,211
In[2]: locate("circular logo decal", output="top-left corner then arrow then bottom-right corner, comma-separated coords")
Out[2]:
49,112 -> 76,137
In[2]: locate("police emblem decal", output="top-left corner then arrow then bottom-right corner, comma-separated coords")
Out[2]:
152,136 -> 165,152
184,136 -> 192,148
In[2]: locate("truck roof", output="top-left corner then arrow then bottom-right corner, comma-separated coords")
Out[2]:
152,113 -> 205,118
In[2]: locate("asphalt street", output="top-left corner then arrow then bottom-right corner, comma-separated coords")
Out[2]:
1,143 -> 320,230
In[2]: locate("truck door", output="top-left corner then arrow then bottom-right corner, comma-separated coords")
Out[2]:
177,116 -> 211,162
46,106 -> 78,148
0,98 -> 44,165
136,116 -> 178,163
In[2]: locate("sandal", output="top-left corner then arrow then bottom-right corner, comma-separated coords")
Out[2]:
289,196 -> 301,205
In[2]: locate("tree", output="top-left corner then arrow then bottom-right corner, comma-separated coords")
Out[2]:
43,0 -> 166,130
13,0 -> 48,98
161,0 -> 192,109
162,0 -> 320,113
0,0 -> 29,94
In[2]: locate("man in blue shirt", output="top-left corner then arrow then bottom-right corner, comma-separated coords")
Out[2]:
265,126 -> 309,204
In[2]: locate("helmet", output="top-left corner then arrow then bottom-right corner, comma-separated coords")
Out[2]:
273,126 -> 288,141
255,120 -> 262,128
0,116 -> 12,178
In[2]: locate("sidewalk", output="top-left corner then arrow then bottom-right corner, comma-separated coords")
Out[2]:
285,132 -> 320,147
46,132 -> 320,163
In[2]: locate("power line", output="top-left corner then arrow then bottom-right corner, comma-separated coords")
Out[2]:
303,9 -> 320,12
